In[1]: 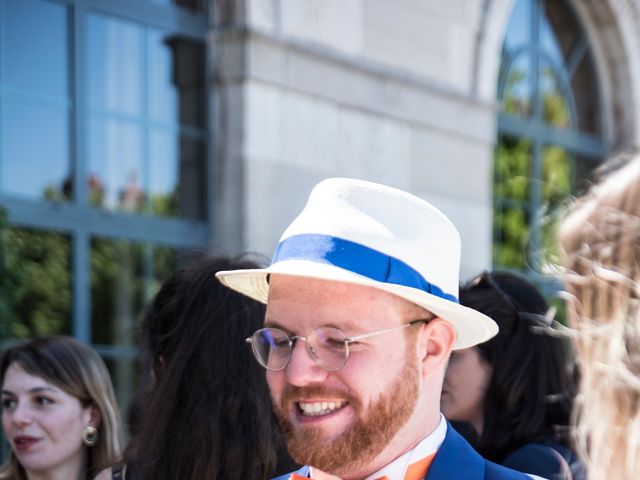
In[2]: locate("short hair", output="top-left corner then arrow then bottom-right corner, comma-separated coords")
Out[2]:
559,156 -> 640,480
459,271 -> 576,462
0,335 -> 123,479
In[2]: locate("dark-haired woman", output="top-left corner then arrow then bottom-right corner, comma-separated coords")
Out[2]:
441,271 -> 586,480
103,255 -> 295,480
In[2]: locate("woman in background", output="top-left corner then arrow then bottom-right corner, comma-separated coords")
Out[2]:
442,270 -> 584,479
559,156 -> 640,480
0,335 -> 123,480
110,255 -> 295,480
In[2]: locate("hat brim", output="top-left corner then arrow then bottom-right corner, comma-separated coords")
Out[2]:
216,260 -> 497,349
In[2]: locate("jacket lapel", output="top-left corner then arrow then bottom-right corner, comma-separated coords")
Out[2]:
426,422 -> 485,480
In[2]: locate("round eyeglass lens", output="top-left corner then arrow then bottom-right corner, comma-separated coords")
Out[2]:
252,328 -> 291,370
307,327 -> 349,371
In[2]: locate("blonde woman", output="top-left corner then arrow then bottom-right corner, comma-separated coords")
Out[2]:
559,156 -> 640,480
0,336 -> 123,480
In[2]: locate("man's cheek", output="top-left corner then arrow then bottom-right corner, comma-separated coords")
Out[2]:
266,372 -> 282,403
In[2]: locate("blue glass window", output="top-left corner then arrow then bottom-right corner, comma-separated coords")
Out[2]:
86,15 -> 206,218
0,0 -> 70,201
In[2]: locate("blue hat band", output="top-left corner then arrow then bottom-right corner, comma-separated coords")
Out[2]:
271,234 -> 458,304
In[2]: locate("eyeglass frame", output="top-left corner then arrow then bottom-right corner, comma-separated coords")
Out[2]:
245,316 -> 434,372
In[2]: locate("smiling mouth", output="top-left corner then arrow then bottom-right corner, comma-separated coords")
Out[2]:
298,401 -> 347,417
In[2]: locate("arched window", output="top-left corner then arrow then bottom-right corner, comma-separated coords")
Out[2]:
493,0 -> 605,285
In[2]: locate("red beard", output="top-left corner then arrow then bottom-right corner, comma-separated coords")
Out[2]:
272,357 -> 419,475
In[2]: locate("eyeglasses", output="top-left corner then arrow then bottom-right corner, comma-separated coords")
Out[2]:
246,318 -> 432,371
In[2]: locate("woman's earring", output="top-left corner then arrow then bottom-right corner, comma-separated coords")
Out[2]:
82,426 -> 99,446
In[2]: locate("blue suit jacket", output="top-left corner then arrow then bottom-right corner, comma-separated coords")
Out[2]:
272,423 -> 535,480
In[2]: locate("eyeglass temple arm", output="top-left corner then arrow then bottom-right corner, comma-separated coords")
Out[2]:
343,318 -> 432,343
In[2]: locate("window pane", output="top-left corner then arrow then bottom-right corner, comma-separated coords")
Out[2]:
149,129 -> 205,219
539,13 -> 565,67
90,238 -> 146,346
2,98 -> 69,201
150,34 -> 205,128
87,15 -> 143,116
493,205 -> 531,270
542,145 -> 572,206
493,136 -> 532,270
88,116 -> 144,212
90,241 -> 189,347
503,0 -> 532,55
148,30 -> 178,125
494,136 -> 532,204
572,54 -> 601,136
4,0 -> 69,99
0,226 -> 71,339
501,52 -> 533,118
149,128 -> 178,216
103,355 -> 139,432
540,61 -> 572,129
538,145 -> 573,270
543,0 -> 581,63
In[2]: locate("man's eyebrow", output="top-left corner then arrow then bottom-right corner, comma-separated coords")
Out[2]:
264,318 -> 286,329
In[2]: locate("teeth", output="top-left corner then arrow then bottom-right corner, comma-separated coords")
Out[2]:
299,401 -> 345,417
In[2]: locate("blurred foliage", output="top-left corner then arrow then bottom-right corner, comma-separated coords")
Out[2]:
90,238 -> 146,346
493,137 -> 531,270
0,218 -> 71,340
493,137 -> 573,272
543,91 -> 571,129
495,58 -> 575,273
501,65 -> 531,118
0,183 -> 182,344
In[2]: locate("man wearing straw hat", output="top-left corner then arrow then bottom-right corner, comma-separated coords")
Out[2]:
217,178 -> 539,480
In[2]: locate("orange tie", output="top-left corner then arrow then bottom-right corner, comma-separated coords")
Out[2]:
289,452 -> 435,480
403,453 -> 435,480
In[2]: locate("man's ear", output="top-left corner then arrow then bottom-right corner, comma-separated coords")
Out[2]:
416,317 -> 456,379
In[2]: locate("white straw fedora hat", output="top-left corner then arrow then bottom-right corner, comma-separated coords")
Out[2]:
216,178 -> 497,349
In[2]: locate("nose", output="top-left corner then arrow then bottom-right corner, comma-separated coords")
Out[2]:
285,339 -> 329,386
10,403 -> 33,427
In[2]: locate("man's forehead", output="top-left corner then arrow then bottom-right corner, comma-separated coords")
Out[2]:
266,274 -> 428,317
269,274 -> 386,301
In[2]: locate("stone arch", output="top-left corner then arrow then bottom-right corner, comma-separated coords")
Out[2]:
571,0 -> 640,148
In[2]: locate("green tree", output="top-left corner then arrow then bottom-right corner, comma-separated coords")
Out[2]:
0,218 -> 71,339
